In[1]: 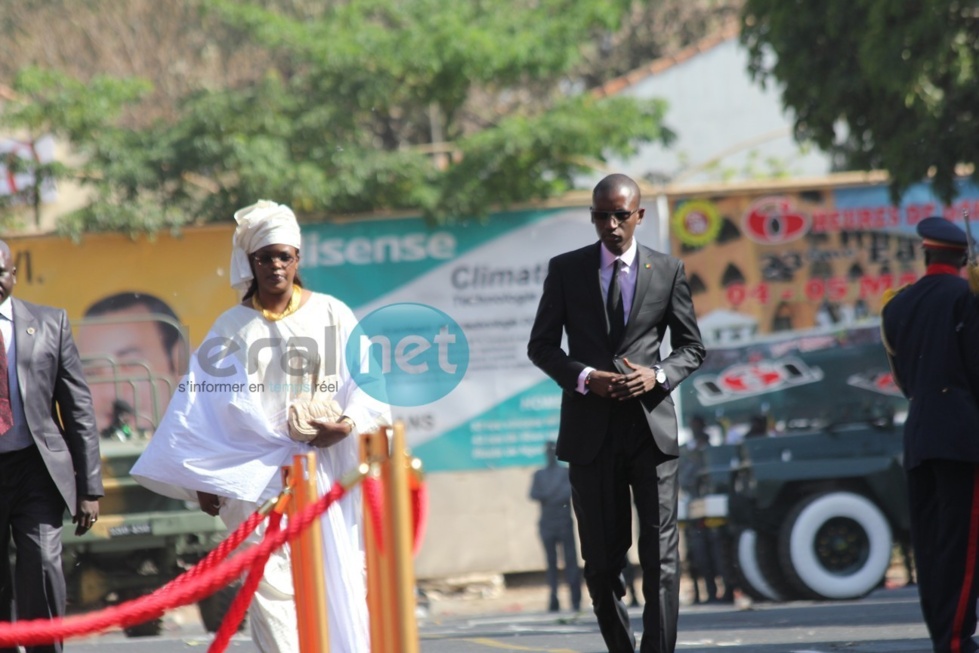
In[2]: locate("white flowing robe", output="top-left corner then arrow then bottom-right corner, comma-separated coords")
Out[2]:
132,293 -> 390,653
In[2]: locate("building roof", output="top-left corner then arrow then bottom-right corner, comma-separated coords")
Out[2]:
592,20 -> 741,99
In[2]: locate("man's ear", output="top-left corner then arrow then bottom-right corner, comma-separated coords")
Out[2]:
169,341 -> 188,376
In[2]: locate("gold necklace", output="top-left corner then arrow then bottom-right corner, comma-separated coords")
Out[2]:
253,285 -> 302,321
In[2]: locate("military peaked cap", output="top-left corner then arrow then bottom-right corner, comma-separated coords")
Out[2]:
917,216 -> 968,250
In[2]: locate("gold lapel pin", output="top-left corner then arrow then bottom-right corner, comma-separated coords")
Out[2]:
644,263 -> 651,269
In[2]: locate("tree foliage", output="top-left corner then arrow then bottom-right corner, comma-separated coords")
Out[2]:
741,0 -> 979,204
1,0 -> 689,233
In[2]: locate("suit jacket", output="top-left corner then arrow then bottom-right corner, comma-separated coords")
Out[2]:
11,298 -> 103,515
528,242 -> 705,465
881,272 -> 979,470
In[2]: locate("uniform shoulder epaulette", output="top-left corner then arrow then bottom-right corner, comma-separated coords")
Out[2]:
881,284 -> 910,308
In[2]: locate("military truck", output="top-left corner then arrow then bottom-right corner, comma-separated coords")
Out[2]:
722,419 -> 909,602
59,311 -> 242,636
680,323 -> 911,602
61,438 -> 239,636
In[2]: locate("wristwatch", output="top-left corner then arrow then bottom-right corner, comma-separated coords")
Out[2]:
653,366 -> 669,389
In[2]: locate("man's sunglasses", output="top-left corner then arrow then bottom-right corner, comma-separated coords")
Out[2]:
590,208 -> 638,223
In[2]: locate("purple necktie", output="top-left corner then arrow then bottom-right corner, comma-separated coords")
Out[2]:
607,259 -> 625,345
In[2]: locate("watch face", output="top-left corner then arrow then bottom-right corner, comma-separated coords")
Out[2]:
656,369 -> 666,383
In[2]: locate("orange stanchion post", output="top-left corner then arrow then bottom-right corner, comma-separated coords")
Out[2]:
386,421 -> 419,653
282,466 -> 312,653
283,465 -> 313,653
362,429 -> 394,653
286,452 -> 330,653
362,422 -> 421,653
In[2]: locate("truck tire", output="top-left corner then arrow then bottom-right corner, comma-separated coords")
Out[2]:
735,529 -> 785,602
120,590 -> 163,637
778,491 -> 892,600
198,581 -> 247,634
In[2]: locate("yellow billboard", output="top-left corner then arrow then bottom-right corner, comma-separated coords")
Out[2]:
4,225 -> 237,432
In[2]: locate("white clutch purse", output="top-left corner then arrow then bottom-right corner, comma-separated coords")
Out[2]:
287,395 -> 343,443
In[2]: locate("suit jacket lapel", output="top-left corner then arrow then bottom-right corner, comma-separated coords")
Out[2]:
585,243 -> 610,333
585,241 -> 611,334
627,245 -> 653,330
12,299 -> 38,398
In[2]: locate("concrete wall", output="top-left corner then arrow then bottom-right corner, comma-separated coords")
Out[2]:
414,466 -> 550,579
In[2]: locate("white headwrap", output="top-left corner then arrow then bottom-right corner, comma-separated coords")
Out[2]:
230,200 -> 302,298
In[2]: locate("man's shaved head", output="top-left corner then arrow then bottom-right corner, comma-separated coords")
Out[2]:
593,174 -> 641,207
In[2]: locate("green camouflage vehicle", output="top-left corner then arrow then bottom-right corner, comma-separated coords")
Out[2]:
61,438 -> 238,636
722,420 -> 909,602
681,324 -> 911,602
59,310 -> 240,637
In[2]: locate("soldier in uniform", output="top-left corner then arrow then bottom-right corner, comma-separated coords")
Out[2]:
881,216 -> 979,653
530,441 -> 582,613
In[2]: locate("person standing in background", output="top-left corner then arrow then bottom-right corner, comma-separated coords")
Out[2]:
530,440 -> 582,613
678,416 -> 716,604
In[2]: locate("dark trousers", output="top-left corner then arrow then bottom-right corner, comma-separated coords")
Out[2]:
0,446 -> 67,653
685,523 -> 717,602
907,460 -> 979,653
540,522 -> 582,611
569,401 -> 677,653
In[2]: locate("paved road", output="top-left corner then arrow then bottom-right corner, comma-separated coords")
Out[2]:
11,585 -> 937,652
42,587 -> 931,653
420,585 -> 933,653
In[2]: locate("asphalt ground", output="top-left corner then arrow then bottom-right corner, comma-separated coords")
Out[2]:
417,573 -> 934,653
43,572 -> 939,652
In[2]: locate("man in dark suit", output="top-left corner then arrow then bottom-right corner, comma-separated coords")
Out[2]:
0,239 -> 103,653
528,174 -> 705,653
881,217 -> 979,653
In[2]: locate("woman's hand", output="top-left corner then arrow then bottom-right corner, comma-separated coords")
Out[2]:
309,417 -> 354,448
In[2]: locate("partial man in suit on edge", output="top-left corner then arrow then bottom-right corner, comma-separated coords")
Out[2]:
528,173 -> 705,653
0,239 -> 103,653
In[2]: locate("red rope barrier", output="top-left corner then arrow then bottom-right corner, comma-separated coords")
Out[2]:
411,480 -> 428,557
362,475 -> 385,554
208,510 -> 284,653
363,472 -> 428,555
0,482 -> 346,648
163,507 -> 267,593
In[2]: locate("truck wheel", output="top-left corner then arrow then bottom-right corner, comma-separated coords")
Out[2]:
123,619 -> 163,638
778,491 -> 892,600
198,581 -> 247,634
120,590 -> 163,637
735,529 -> 785,602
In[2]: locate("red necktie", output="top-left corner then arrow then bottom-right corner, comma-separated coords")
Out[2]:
0,328 -> 13,435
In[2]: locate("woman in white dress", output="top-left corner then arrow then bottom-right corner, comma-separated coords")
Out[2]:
132,200 -> 389,653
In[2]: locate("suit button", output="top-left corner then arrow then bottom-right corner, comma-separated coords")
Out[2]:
942,387 -> 949,393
